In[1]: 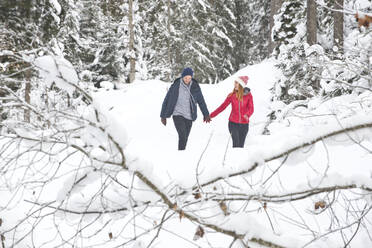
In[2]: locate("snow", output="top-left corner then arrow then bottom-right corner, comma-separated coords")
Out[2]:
49,0 -> 62,15
1,59 -> 372,247
34,55 -> 78,96
2,0 -> 372,246
81,60 -> 369,246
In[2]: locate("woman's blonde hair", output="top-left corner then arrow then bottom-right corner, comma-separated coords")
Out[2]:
229,82 -> 244,101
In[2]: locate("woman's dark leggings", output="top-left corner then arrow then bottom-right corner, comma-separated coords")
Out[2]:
173,115 -> 193,150
228,121 -> 249,148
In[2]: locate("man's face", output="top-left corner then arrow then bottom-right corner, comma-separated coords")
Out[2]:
183,75 -> 192,84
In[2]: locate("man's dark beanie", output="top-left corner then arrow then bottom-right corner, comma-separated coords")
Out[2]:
181,67 -> 193,78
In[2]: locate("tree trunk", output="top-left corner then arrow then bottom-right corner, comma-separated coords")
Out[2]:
269,0 -> 283,53
369,49 -> 372,88
128,0 -> 136,83
333,0 -> 344,51
306,0 -> 317,45
167,0 -> 171,81
234,0 -> 244,70
24,70 -> 31,123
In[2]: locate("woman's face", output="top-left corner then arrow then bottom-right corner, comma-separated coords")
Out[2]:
183,75 -> 192,84
234,82 -> 239,90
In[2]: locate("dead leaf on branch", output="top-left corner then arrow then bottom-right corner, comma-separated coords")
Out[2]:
219,201 -> 229,216
314,201 -> 326,210
108,232 -> 113,239
194,192 -> 201,199
171,203 -> 178,210
193,190 -> 202,199
179,210 -> 185,221
0,218 -> 2,226
263,202 -> 267,210
193,225 -> 205,241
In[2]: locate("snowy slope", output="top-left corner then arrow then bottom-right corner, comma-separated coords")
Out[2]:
1,59 -> 372,248
92,59 -> 280,189
88,58 -> 372,247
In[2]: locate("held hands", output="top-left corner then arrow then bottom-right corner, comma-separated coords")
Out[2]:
203,115 -> 211,123
162,116 -> 211,125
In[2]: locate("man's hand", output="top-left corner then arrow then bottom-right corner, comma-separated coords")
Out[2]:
161,118 -> 167,126
203,115 -> 211,123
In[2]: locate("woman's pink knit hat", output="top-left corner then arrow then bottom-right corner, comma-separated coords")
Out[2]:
236,76 -> 249,87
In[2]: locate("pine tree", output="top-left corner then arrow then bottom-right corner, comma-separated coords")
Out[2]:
244,0 -> 271,64
137,0 -> 173,81
60,0 -> 130,84
0,0 -> 60,121
269,0 -> 283,53
273,0 -> 318,103
57,0 -> 84,73
333,0 -> 344,51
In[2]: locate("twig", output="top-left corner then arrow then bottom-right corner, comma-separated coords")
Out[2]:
262,154 -> 288,185
228,238 -> 237,248
301,205 -> 372,248
263,206 -> 276,234
24,199 -> 129,214
146,210 -> 169,248
223,136 -> 230,167
195,131 -> 213,194
343,208 -> 364,247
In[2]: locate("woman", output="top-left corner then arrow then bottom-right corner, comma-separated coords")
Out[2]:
210,76 -> 254,148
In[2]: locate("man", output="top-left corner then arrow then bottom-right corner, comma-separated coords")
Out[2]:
160,67 -> 211,150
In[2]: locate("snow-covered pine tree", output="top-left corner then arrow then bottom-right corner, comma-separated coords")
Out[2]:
55,0 -> 274,85
0,0 -> 60,122
139,0 -> 270,84
319,0 -> 372,97
269,0 -> 283,53
272,0 -> 321,103
333,0 -> 344,51
197,0 -> 236,83
241,0 -> 271,65
317,0 -> 333,51
272,0 -> 371,104
63,0 -> 130,84
170,0 -> 223,83
136,0 -> 173,81
57,0 -> 84,73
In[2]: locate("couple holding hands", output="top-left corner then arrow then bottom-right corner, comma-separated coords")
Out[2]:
160,67 -> 254,150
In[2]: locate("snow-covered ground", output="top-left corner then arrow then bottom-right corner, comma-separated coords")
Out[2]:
91,60 -> 278,188
1,59 -> 372,247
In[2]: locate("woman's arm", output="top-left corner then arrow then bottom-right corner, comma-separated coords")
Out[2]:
210,95 -> 231,118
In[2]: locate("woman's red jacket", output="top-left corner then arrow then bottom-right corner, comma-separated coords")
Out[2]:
210,92 -> 254,124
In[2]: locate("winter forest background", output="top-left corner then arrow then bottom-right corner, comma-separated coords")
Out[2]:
1,0 -> 372,248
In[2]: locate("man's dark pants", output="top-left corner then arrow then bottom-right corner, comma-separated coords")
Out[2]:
173,115 -> 192,150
